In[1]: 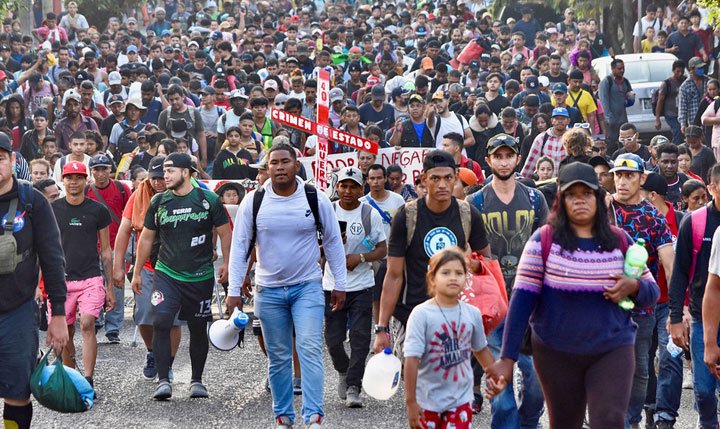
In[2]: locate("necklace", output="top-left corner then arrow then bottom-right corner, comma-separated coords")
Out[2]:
434,298 -> 462,339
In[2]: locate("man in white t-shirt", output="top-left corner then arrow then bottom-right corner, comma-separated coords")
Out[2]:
360,164 -> 406,323
632,3 -> 662,53
324,166 -> 387,409
426,90 -> 474,151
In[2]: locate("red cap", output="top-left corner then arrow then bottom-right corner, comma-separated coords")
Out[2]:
0,70 -> 7,81
61,161 -> 88,178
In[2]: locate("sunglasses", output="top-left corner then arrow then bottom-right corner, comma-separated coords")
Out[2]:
487,136 -> 519,150
615,158 -> 641,170
573,123 -> 590,129
618,136 -> 636,143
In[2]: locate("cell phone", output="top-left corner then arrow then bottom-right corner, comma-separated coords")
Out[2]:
338,221 -> 347,234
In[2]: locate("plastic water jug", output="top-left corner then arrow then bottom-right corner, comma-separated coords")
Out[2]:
619,238 -> 649,311
362,348 -> 401,400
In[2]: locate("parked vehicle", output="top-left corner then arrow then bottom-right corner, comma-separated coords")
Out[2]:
593,53 -> 676,138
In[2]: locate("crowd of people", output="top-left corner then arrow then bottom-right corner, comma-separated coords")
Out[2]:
3,0 -> 720,428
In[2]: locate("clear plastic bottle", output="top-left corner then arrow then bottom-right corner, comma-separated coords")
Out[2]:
666,334 -> 684,358
619,238 -> 649,311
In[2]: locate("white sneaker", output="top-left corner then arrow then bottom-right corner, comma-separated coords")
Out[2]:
307,414 -> 322,428
276,416 -> 293,429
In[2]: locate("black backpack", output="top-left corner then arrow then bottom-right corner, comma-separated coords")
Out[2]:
247,183 -> 322,259
651,78 -> 672,117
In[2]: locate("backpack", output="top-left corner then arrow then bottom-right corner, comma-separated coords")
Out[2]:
164,107 -> 195,140
688,205 -> 709,288
404,197 -> 472,249
0,180 -> 34,275
651,79 -> 672,117
469,184 -> 542,232
332,201 -> 373,237
247,183 -> 322,259
432,112 -> 466,141
115,122 -> 141,158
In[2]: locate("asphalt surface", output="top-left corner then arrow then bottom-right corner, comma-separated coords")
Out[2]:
24,285 -> 700,428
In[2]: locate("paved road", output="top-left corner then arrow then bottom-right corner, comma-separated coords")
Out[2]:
26,285 -> 700,428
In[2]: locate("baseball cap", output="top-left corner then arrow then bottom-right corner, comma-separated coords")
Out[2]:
89,154 -> 113,169
641,172 -> 668,196
551,107 -> 569,118
0,132 -> 11,153
75,70 -> 91,83
263,80 -> 279,91
423,150 -> 456,172
107,94 -> 124,106
124,97 -> 147,111
610,153 -> 645,173
148,156 -> 165,179
415,25 -> 428,36
126,17 -> 137,24
329,87 -> 344,103
525,76 -> 539,92
228,88 -> 248,100
538,76 -> 550,88
468,60 -> 479,70
552,82 -> 568,94
685,124 -> 703,138
61,161 -> 88,178
164,152 -> 193,170
0,70 -> 7,81
409,93 -> 425,104
249,153 -> 268,170
211,31 -> 223,40
214,181 -> 245,200
649,135 -> 670,147
349,46 -> 362,55
512,53 -> 525,66
371,84 -> 385,100
201,86 -> 216,95
63,89 -> 81,104
108,71 -> 122,85
421,57 -> 434,71
432,90 -> 448,100
458,168 -> 479,186
348,61 -> 362,72
126,44 -> 138,54
262,36 -> 274,45
689,57 -> 706,69
557,162 -> 599,192
336,167 -> 363,186
487,133 -> 520,155
588,156 -> 613,170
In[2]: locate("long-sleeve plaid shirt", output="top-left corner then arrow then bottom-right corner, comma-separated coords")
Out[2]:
520,129 -> 567,178
678,77 -> 707,126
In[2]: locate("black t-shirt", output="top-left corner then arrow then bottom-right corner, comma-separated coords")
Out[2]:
388,197 -> 488,322
100,114 -> 120,139
486,95 -> 510,116
611,144 -> 652,162
543,72 -> 569,84
52,197 -> 111,281
666,173 -> 690,211
358,102 -> 395,133
184,63 -> 214,83
679,144 -> 717,182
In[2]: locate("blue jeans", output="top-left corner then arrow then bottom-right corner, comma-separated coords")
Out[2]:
103,286 -> 125,334
627,312 -> 656,427
654,302 -> 684,423
255,280 -> 325,425
487,320 -> 544,429
690,321 -> 720,429
665,115 -> 683,145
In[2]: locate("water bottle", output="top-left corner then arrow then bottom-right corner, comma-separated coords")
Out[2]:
667,334 -> 684,358
362,348 -> 401,400
619,238 -> 649,311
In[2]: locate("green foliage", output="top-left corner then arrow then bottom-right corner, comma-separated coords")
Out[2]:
73,0 -> 144,29
699,0 -> 720,29
2,0 -> 27,16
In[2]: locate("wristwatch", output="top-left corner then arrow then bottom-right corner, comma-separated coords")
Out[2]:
374,325 -> 389,334
360,253 -> 366,263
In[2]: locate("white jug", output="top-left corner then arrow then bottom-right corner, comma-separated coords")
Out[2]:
362,348 -> 401,400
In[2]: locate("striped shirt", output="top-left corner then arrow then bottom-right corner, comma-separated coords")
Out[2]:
500,231 -> 659,360
678,76 -> 708,127
520,128 -> 567,178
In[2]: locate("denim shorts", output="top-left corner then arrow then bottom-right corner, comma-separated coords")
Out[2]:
0,299 -> 39,400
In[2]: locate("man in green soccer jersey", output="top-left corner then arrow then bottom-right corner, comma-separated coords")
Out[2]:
132,152 -> 231,401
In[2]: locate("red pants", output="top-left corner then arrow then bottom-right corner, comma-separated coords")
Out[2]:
422,402 -> 473,429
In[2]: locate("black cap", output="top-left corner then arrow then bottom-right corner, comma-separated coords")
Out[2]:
641,172 -> 668,196
588,156 -> 612,170
422,150 -> 456,172
0,132 -> 11,153
558,162 -> 599,192
148,156 -> 165,178
164,152 -> 193,170
89,154 -> 113,169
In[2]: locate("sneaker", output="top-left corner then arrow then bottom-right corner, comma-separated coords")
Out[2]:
106,332 -> 120,344
189,381 -> 209,398
345,385 -> 363,408
307,414 -> 322,428
337,373 -> 347,400
644,408 -> 655,429
168,368 -> 174,383
264,376 -> 270,392
293,377 -> 302,395
276,416 -> 293,429
682,368 -> 693,389
143,352 -> 157,381
656,421 -> 674,429
153,380 -> 172,400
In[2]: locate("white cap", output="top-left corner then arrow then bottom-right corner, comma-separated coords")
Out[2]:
329,87 -> 344,102
263,80 -> 279,91
538,75 -> 550,88
108,71 -> 122,85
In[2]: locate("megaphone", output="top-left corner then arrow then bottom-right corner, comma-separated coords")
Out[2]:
208,308 -> 249,351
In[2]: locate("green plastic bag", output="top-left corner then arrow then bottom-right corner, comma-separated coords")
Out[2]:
30,350 -> 87,413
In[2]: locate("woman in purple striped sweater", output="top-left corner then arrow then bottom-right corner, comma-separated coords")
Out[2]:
485,162 -> 659,428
